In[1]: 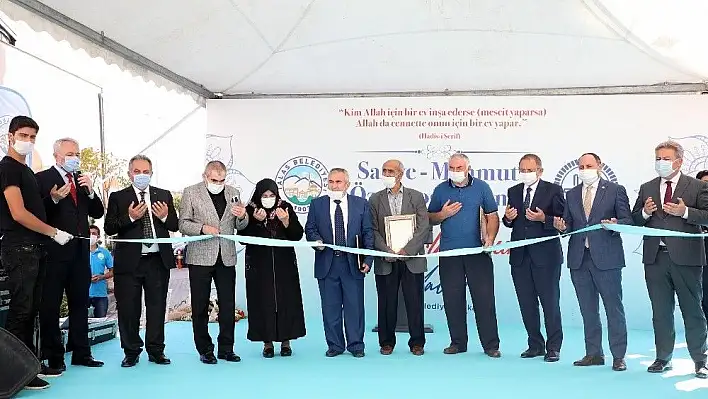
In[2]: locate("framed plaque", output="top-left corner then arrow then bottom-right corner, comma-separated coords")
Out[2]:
385,214 -> 417,253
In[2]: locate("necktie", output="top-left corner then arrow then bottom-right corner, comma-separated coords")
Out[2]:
66,173 -> 77,205
334,200 -> 346,247
664,181 -> 673,205
583,185 -> 593,218
523,187 -> 532,210
140,191 -> 154,248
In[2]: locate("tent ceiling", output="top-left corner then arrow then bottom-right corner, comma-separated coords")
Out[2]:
4,0 -> 708,99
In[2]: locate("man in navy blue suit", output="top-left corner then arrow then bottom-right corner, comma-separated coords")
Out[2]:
553,152 -> 631,372
305,168 -> 374,357
502,154 -> 565,362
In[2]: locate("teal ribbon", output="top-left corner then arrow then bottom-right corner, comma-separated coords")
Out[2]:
101,223 -> 708,259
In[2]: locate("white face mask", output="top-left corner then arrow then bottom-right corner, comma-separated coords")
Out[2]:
261,197 -> 276,209
329,190 -> 346,201
206,182 -> 224,195
449,171 -> 467,184
655,160 -> 676,178
578,169 -> 600,185
13,139 -> 34,156
89,235 -> 98,245
519,172 -> 538,186
382,175 -> 397,189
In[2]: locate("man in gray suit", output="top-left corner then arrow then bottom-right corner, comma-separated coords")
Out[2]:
370,159 -> 429,356
553,152 -> 631,372
178,161 -> 248,364
631,140 -> 708,379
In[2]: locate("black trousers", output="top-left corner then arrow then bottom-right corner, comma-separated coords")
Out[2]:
114,253 -> 169,357
645,250 -> 707,363
1,244 -> 45,357
439,253 -> 499,351
375,261 -> 425,348
511,254 -> 563,352
188,257 -> 236,356
40,242 -> 91,364
703,265 -> 708,331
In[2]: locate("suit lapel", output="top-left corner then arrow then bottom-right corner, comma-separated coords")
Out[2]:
381,190 -> 393,216
197,184 -> 219,224
221,186 -> 234,222
588,180 -> 607,221
324,198 -> 334,242
673,174 -> 689,202
400,188 -> 412,215
529,180 -> 543,210
347,195 -> 355,242
572,185 -> 588,224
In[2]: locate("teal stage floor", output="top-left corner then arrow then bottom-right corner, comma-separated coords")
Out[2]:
15,321 -> 708,398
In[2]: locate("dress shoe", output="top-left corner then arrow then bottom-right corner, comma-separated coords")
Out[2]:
148,354 -> 171,365
71,356 -> 104,367
280,346 -> 292,357
380,345 -> 394,355
484,349 -> 501,358
573,355 -> 605,366
200,353 -> 217,364
544,351 -> 560,363
217,352 -> 241,362
121,356 -> 139,368
695,362 -> 708,379
521,348 -> 545,359
410,345 -> 424,356
647,359 -> 671,373
352,350 -> 365,358
325,349 -> 343,357
263,347 -> 275,358
38,364 -> 63,378
612,358 -> 627,371
443,345 -> 466,355
24,377 -> 50,390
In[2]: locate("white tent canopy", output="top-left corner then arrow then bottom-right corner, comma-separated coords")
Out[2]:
3,0 -> 707,99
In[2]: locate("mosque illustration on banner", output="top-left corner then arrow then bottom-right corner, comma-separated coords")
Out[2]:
205,133 -> 256,201
281,166 -> 322,206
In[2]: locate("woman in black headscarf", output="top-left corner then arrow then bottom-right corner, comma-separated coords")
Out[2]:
241,178 -> 306,357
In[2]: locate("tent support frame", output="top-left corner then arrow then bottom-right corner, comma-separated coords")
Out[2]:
221,83 -> 708,99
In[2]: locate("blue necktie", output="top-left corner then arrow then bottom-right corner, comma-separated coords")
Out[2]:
523,187 -> 532,210
334,200 -> 346,247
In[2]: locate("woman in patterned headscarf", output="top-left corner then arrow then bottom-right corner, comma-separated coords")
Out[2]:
241,178 -> 306,358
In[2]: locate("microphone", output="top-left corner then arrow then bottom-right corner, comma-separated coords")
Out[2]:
73,171 -> 91,195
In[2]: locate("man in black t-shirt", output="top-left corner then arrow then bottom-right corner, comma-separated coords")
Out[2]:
0,116 -> 72,391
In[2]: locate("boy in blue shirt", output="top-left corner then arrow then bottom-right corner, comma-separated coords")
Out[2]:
88,225 -> 113,318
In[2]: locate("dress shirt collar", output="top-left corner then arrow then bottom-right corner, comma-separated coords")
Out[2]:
387,184 -> 404,195
661,172 -> 681,186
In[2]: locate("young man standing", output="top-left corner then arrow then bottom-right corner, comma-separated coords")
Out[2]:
88,225 -> 113,318
0,116 -> 72,390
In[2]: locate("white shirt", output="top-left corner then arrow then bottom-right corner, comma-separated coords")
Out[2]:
129,185 -> 167,254
642,173 -> 688,246
52,164 -> 95,203
329,195 -> 348,241
523,180 -> 540,206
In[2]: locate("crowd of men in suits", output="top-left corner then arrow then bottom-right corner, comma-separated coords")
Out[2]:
1,114 -> 707,394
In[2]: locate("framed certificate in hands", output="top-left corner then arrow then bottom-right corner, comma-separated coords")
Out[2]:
384,214 -> 416,253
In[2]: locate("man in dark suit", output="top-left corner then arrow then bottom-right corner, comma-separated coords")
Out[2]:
369,159 -> 429,356
502,154 -> 564,362
695,170 -> 708,332
305,167 -> 374,358
632,141 -> 708,379
35,138 -> 105,375
104,154 -> 178,367
553,152 -> 630,372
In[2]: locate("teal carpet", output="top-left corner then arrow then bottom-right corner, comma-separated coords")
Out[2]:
15,321 -> 708,398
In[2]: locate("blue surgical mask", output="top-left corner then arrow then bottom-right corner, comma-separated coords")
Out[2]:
63,156 -> 80,173
655,160 -> 676,178
133,174 -> 151,190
